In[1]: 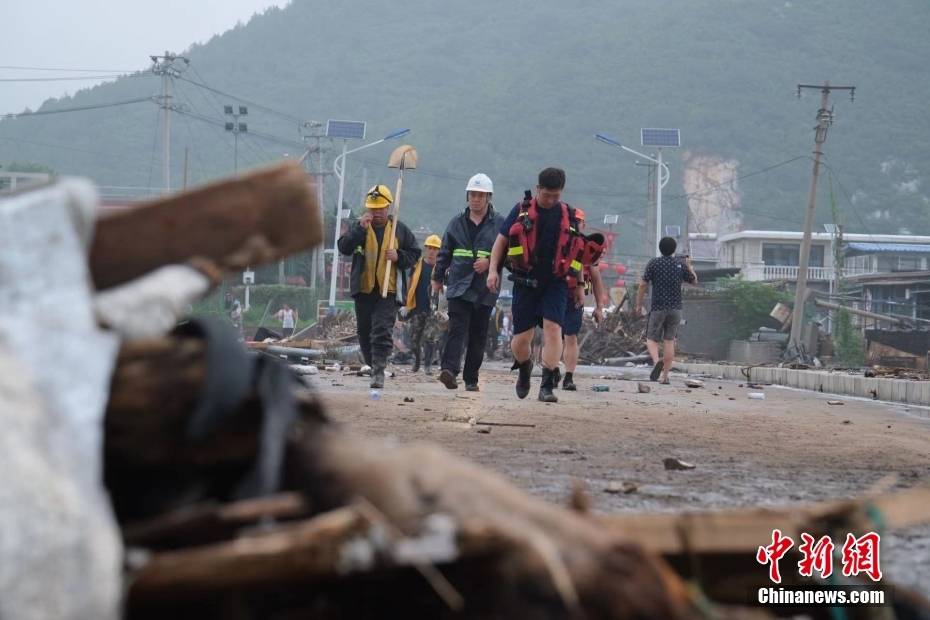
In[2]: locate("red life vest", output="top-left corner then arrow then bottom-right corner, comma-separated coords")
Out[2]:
506,197 -> 585,285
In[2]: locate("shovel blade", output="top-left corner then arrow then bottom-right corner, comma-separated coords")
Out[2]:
388,145 -> 418,169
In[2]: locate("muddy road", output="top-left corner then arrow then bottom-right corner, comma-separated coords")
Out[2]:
312,362 -> 930,594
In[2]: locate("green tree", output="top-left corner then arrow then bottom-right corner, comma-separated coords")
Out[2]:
833,308 -> 866,367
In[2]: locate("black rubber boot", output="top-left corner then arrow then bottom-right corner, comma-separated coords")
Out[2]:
562,372 -> 577,391
552,367 -> 561,389
538,367 -> 559,403
512,358 -> 534,399
411,354 -> 420,374
370,363 -> 385,389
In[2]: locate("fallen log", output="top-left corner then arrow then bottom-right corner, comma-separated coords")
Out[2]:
284,420 -> 698,619
113,333 -> 699,619
90,162 -> 321,290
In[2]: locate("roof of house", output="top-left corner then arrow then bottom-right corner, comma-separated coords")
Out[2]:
844,242 -> 930,256
718,230 -> 930,245
843,270 -> 930,286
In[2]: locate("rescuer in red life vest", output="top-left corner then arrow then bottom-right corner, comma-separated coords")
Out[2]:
558,208 -> 606,391
487,167 -> 586,403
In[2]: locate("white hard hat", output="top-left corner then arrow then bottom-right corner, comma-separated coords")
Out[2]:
466,173 -> 493,194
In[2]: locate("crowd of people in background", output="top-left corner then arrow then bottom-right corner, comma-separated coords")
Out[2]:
225,165 -> 695,403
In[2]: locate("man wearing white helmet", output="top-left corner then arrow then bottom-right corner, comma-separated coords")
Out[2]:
432,173 -> 504,391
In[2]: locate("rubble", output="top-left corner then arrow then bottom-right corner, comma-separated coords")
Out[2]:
578,308 -> 648,364
637,383 -> 652,394
663,458 -> 697,471
604,481 -> 638,495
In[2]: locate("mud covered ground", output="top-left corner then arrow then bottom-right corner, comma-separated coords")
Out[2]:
312,361 -> 930,595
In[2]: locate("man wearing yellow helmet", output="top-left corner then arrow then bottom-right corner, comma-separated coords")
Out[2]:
405,234 -> 442,374
337,184 -> 421,389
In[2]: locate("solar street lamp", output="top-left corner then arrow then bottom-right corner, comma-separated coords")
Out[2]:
596,129 -> 679,256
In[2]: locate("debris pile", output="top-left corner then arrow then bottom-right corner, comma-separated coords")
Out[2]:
578,308 -> 649,365
865,365 -> 930,381
304,310 -> 358,341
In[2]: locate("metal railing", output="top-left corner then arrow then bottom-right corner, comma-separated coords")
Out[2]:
738,264 -> 874,282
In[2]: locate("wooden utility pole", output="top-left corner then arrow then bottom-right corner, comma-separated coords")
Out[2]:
788,81 -> 855,357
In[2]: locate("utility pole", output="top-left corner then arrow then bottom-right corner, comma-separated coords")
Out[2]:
640,160 -> 657,259
298,121 -> 327,292
150,52 -> 189,192
789,81 -> 856,356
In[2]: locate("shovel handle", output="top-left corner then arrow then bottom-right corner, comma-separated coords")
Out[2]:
380,171 -> 405,298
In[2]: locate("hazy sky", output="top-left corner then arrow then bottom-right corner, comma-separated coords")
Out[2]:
1,0 -> 289,114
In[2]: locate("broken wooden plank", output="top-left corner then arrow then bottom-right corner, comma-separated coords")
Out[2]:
123,493 -> 312,549
90,162 -> 321,290
598,486 -> 930,555
129,507 -> 368,600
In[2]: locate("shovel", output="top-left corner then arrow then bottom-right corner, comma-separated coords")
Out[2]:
381,144 -> 418,298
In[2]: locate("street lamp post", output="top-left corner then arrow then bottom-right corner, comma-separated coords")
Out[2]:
224,105 -> 248,174
328,128 -> 411,309
595,133 -> 670,256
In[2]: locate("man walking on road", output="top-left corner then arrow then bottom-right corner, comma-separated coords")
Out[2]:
487,167 -> 586,403
559,209 -> 606,391
405,234 -> 442,374
433,173 -> 503,391
338,184 -> 420,389
634,236 -> 697,384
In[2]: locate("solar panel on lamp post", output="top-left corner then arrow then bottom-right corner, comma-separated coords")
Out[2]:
327,125 -> 411,309
595,132 -> 673,256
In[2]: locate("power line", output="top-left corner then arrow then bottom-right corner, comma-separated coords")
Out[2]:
1,96 -> 154,119
0,74 -> 151,82
0,64 -> 139,72
171,107 -> 304,150
174,72 -> 279,166
663,155 -> 810,204
179,71 -> 305,125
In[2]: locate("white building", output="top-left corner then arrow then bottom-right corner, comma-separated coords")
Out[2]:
715,231 -> 930,283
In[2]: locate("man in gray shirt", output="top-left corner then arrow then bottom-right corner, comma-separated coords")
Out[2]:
634,236 -> 697,384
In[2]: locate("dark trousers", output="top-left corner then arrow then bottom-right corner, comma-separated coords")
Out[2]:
354,292 -> 398,367
441,298 -> 493,384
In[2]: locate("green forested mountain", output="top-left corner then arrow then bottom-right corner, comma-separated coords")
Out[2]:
2,0 -> 929,260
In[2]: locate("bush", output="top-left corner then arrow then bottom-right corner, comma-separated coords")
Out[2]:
833,308 -> 866,367
718,277 -> 791,340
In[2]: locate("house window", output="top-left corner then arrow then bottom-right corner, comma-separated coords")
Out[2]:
762,243 -> 824,267
896,256 -> 922,272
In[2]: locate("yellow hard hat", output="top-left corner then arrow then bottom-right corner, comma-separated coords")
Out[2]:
424,234 -> 442,248
365,184 -> 394,209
